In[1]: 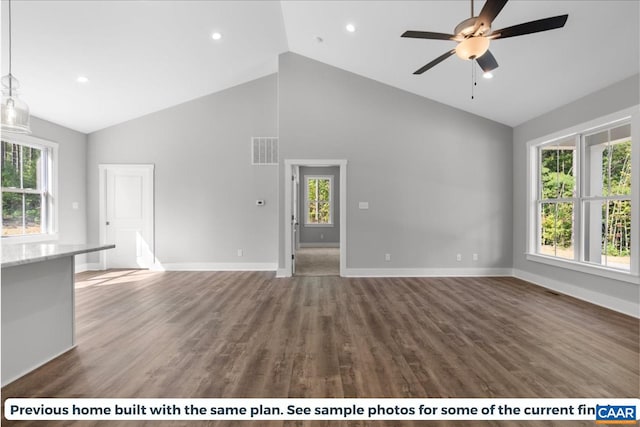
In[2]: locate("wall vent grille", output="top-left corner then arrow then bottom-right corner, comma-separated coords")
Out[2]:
251,137 -> 278,165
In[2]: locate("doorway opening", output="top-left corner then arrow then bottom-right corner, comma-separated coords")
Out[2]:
294,247 -> 340,276
284,159 -> 347,277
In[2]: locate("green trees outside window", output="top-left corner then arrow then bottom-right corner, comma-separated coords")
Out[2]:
601,141 -> 632,257
306,177 -> 332,225
1,140 -> 45,236
539,143 -> 575,259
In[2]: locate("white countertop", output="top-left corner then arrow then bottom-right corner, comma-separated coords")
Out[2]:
1,242 -> 115,268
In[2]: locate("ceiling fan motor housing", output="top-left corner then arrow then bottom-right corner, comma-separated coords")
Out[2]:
454,17 -> 491,38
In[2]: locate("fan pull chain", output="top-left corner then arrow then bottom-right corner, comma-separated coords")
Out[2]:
471,60 -> 477,100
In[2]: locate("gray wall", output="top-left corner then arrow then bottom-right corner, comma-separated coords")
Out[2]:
298,166 -> 340,245
278,52 -> 513,270
28,117 -> 88,247
86,74 -> 278,266
513,74 -> 640,307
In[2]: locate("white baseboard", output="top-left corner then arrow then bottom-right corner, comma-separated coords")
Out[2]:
513,269 -> 639,318
343,268 -> 513,277
154,262 -> 277,272
277,267 -> 511,279
74,260 -> 638,317
299,242 -> 340,248
75,263 -> 102,273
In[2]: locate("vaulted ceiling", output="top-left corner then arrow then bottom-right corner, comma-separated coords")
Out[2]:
2,1 -> 638,134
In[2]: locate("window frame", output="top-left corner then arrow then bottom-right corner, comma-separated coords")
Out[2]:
1,133 -> 58,242
304,175 -> 334,227
526,107 -> 639,284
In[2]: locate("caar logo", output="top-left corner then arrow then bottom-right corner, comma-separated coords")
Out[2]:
596,405 -> 637,425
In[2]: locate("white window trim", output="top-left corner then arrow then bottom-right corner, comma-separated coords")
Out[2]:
526,106 -> 639,284
1,133 -> 59,243
304,175 -> 334,227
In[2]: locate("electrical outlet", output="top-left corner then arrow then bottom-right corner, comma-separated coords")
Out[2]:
385,253 -> 391,262
473,253 -> 479,261
237,249 -> 243,257
320,233 -> 324,240
456,253 -> 462,262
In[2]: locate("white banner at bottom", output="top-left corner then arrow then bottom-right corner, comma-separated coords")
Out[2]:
5,398 -> 640,423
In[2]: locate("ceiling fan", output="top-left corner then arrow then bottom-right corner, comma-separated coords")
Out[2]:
401,0 -> 568,75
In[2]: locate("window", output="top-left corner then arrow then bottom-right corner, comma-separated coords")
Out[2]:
530,114 -> 635,277
1,136 -> 57,238
305,176 -> 333,225
582,123 -> 632,270
538,136 -> 577,260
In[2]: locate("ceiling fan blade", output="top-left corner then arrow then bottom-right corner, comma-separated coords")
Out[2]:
476,50 -> 499,73
401,30 -> 456,40
477,0 -> 509,27
491,14 -> 569,39
413,49 -> 456,74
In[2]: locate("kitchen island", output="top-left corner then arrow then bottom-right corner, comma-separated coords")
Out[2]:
1,242 -> 115,386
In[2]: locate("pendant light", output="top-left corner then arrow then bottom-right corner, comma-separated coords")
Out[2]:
1,0 -> 31,134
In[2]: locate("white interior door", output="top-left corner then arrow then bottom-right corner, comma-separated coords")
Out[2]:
100,165 -> 154,269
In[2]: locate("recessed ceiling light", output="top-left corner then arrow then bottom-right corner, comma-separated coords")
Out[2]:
345,23 -> 356,33
77,76 -> 89,83
211,32 -> 222,41
482,71 -> 494,79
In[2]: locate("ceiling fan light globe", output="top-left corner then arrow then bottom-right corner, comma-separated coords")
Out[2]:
455,36 -> 490,60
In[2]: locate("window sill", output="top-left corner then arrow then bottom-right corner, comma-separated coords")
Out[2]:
2,233 -> 59,245
525,253 -> 639,285
303,224 -> 334,228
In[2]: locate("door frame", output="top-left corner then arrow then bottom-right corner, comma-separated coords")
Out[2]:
284,159 -> 347,277
291,165 -> 299,275
98,164 -> 155,270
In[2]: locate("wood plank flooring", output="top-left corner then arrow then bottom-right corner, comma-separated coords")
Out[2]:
2,270 -> 638,427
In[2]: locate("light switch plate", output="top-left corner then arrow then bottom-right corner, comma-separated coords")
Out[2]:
359,202 -> 369,209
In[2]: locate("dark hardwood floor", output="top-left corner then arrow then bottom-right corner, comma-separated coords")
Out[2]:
2,270 -> 638,427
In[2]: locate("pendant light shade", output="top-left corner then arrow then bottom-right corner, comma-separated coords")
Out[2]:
1,74 -> 31,134
2,0 -> 31,134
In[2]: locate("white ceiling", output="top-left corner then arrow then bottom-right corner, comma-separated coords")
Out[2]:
2,0 -> 638,134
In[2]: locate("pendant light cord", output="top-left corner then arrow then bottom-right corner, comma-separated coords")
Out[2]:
7,0 -> 13,95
